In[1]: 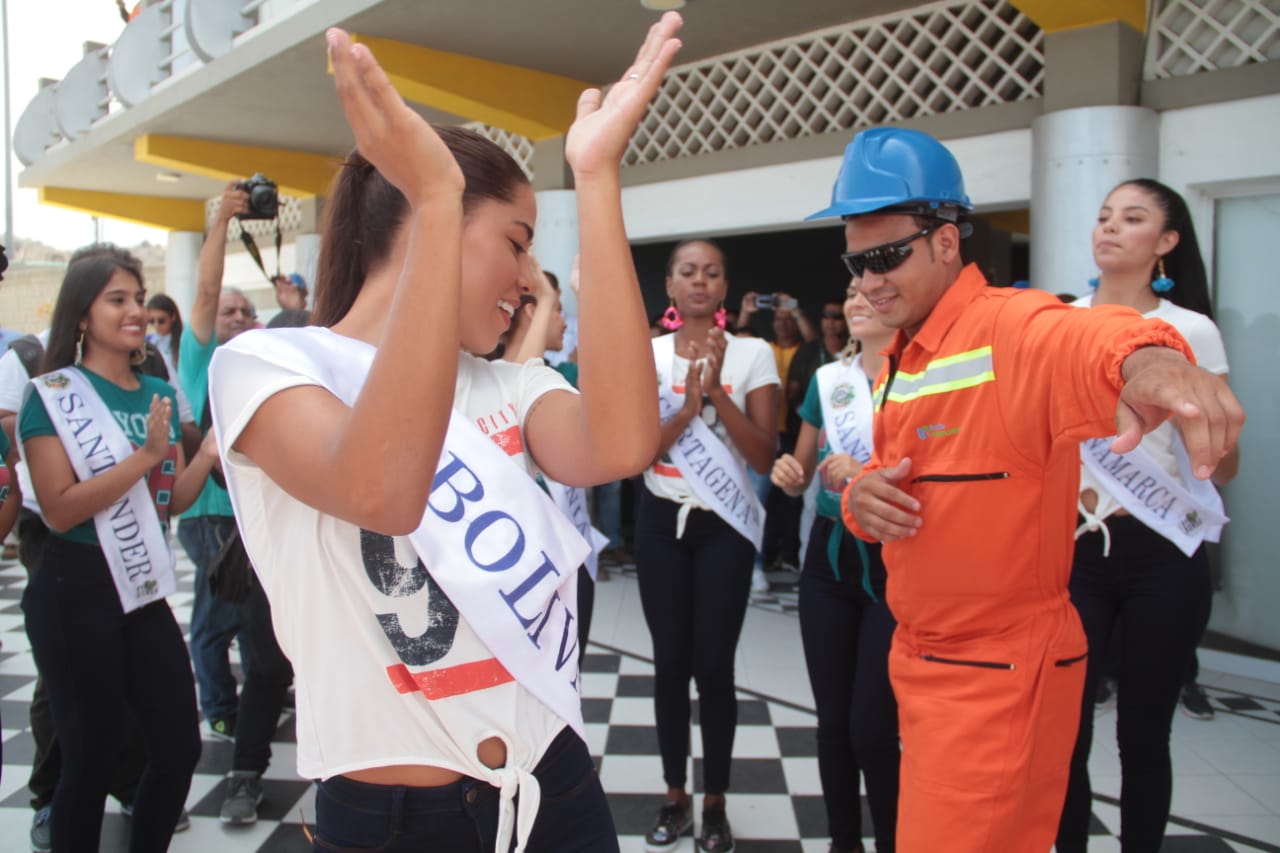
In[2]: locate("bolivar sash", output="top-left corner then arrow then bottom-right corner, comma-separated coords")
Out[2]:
652,335 -> 764,549
27,368 -> 176,611
544,479 -> 610,582
210,329 -> 592,740
1080,434 -> 1227,557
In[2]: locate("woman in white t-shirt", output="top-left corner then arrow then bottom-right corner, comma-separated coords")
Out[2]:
207,20 -> 681,853
637,239 -> 780,852
1057,179 -> 1241,853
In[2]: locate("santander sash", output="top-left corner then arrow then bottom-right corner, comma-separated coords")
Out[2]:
652,335 -> 764,549
211,329 -> 592,740
1081,435 -> 1227,557
27,368 -> 175,612
816,354 -> 875,466
545,479 -> 610,582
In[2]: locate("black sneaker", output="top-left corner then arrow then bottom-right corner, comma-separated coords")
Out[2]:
644,801 -> 693,851
207,716 -> 237,742
220,770 -> 264,825
697,806 -> 734,852
1180,683 -> 1215,720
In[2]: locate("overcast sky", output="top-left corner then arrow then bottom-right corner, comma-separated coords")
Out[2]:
3,0 -> 165,250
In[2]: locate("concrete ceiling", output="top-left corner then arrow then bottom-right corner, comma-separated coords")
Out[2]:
19,0 -> 922,205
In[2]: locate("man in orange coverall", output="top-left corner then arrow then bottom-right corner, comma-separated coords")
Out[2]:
807,128 -> 1244,852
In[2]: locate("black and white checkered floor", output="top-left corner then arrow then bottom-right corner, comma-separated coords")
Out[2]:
1,555 -> 1279,851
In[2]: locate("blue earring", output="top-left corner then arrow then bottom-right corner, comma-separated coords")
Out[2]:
1087,277 -> 1100,290
1152,257 -> 1175,293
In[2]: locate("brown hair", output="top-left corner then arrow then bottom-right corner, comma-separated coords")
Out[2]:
311,126 -> 530,327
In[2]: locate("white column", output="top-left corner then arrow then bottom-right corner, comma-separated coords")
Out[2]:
1030,106 -> 1158,298
532,189 -> 579,364
294,232 -> 321,293
164,231 -> 203,317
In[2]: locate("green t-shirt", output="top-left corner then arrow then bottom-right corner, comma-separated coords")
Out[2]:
0,428 -> 10,505
552,361 -> 579,389
178,326 -> 233,518
20,368 -> 181,544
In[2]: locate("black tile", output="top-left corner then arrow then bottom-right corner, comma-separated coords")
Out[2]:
616,674 -> 655,698
581,697 -> 613,724
0,673 -> 35,697
0,601 -> 23,614
605,791 -> 670,836
192,738 -> 235,776
1088,811 -> 1112,835
580,653 -> 621,674
775,726 -> 819,757
1,785 -> 33,808
693,757 -> 787,794
2,698 -> 29,724
691,698 -> 771,726
2,729 -> 36,764
1218,696 -> 1264,712
258,821 -> 316,853
791,793 -> 875,840
604,724 -> 660,755
734,841 -> 804,852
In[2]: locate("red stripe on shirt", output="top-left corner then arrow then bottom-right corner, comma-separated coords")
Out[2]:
386,658 -> 515,699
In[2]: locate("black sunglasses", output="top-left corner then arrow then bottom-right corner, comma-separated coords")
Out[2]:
841,226 -> 936,278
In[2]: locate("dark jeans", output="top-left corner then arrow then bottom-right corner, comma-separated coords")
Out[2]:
20,512 -> 146,810
234,576 -> 294,774
762,435 -> 803,568
634,487 -> 755,795
1057,516 -> 1212,853
312,727 -> 618,852
178,515 -> 250,722
23,537 -> 201,852
577,565 -> 594,667
798,516 -> 899,853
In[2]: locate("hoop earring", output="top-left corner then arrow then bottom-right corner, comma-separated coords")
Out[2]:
130,347 -> 147,367
1152,257 -> 1175,293
714,303 -> 727,330
661,300 -> 683,331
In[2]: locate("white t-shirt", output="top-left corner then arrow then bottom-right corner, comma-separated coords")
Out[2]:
1076,295 -> 1229,520
643,333 -> 779,507
211,331 -> 575,784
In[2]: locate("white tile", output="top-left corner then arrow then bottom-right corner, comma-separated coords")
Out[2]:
1189,739 -> 1280,775
579,671 -> 619,699
597,753 -> 668,795
1171,741 -> 1223,776
1090,774 -> 1122,798
1,677 -> 35,701
609,696 -> 659,726
716,792 -> 800,840
260,742 -> 300,780
618,656 -> 656,676
689,723 -> 778,760
0,651 -> 38,676
1191,813 -> 1280,846
1169,774 -> 1271,816
1209,673 -> 1280,703
768,705 -> 819,727
780,756 -> 823,796
167,815 -> 278,852
1229,774 -> 1280,814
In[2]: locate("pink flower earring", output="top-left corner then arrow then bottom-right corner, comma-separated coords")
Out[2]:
714,304 -> 727,330
661,299 -> 683,331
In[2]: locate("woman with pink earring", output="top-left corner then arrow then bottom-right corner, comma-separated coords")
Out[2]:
637,239 -> 779,852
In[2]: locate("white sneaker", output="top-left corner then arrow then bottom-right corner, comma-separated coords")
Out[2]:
751,567 -> 769,593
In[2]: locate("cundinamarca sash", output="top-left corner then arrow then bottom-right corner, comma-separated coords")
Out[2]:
27,368 -> 176,612
1080,434 -> 1227,557
652,334 -> 764,549
210,329 -> 592,740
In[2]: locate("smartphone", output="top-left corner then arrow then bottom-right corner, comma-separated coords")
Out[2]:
754,294 -> 776,309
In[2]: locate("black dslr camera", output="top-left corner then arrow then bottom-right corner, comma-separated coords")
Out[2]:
235,173 -> 279,220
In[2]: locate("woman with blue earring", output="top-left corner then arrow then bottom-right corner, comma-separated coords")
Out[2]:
1057,179 -> 1242,852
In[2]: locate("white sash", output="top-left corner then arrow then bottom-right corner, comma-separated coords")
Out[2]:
212,329 -> 592,740
1080,435 -> 1227,557
816,354 -> 875,465
652,335 -> 765,549
545,480 -> 610,582
27,368 -> 175,612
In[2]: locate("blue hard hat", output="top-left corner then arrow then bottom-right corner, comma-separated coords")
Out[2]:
807,127 -> 973,221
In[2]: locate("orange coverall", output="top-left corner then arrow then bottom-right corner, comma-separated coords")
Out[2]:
842,265 -> 1192,852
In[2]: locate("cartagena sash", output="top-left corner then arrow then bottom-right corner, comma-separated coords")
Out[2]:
210,329 -> 591,741
652,335 -> 764,549
27,368 -> 175,612
544,479 -> 610,582
1080,434 -> 1227,557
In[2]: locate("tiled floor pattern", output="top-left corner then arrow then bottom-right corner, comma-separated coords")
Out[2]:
1,556 -> 1278,852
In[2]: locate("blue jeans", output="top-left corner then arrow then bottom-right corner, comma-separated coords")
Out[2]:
591,480 -> 623,549
312,728 -> 618,852
178,516 -> 250,722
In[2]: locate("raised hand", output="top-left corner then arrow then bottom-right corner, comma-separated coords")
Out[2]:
843,457 -> 921,542
326,28 -> 463,205
700,326 -> 727,394
140,395 -> 172,464
564,12 -> 683,178
215,182 -> 249,225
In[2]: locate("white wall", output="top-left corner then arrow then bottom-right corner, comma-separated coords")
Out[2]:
620,129 -> 1032,242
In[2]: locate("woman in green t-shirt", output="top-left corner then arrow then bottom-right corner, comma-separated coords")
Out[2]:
20,245 -> 219,852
